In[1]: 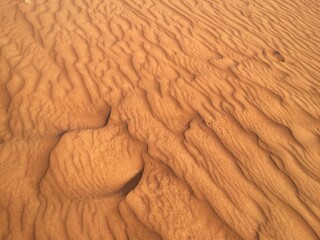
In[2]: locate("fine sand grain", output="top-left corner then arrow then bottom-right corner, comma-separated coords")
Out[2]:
0,0 -> 320,239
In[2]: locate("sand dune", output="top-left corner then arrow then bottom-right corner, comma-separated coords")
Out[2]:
0,0 -> 320,239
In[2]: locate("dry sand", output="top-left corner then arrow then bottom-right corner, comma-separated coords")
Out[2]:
0,0 -> 320,239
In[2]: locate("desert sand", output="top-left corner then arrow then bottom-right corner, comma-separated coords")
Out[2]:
0,0 -> 319,239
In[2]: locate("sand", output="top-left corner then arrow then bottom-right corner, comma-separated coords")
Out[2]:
0,0 -> 319,239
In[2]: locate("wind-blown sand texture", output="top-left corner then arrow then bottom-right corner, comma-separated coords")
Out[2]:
0,0 -> 320,239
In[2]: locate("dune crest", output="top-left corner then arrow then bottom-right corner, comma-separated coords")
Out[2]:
0,0 -> 320,239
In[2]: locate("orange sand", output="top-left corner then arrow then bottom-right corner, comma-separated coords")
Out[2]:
0,0 -> 320,239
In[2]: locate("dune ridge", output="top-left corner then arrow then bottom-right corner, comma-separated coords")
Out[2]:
0,0 -> 320,239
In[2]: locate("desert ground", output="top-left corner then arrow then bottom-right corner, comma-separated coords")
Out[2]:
0,0 -> 320,239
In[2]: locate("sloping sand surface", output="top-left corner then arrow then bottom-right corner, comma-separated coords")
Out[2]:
0,0 -> 320,239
